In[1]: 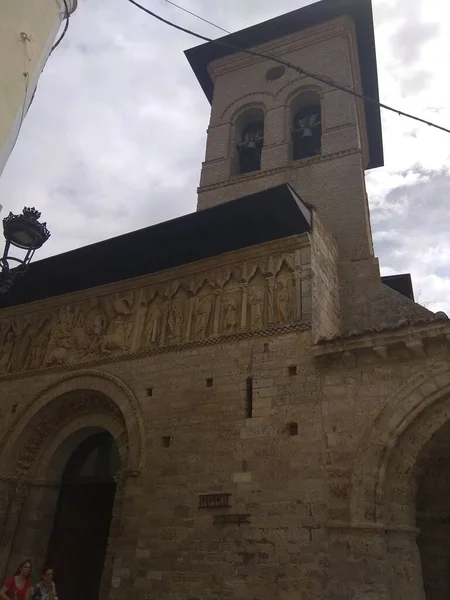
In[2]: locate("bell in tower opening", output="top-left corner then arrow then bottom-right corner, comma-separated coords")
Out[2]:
292,105 -> 322,161
237,121 -> 264,174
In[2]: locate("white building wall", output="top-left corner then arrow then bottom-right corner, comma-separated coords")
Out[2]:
0,0 -> 77,177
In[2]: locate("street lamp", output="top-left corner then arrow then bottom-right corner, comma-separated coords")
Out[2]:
0,207 -> 50,294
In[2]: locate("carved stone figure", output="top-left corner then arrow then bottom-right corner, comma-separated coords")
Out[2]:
73,311 -> 91,356
194,296 -> 212,339
88,304 -> 107,356
249,287 -> 264,330
223,295 -> 239,333
44,307 -> 77,366
0,327 -> 15,373
113,292 -> 134,316
277,281 -> 291,324
167,297 -> 184,343
28,317 -> 52,370
145,301 -> 163,345
9,320 -> 33,372
101,315 -> 132,354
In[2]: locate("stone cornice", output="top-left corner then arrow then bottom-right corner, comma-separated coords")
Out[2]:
198,147 -> 361,194
208,16 -> 354,79
313,319 -> 450,364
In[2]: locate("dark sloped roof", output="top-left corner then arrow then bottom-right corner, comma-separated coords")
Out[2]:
381,273 -> 414,301
185,0 -> 383,170
0,184 -> 311,309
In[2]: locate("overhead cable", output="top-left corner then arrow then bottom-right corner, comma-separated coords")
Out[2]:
127,0 -> 450,135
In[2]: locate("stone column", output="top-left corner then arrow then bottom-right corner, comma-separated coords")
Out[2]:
267,277 -> 275,325
386,527 -> 425,600
293,249 -> 303,321
0,480 -> 29,580
327,524 -> 390,600
213,290 -> 222,336
185,296 -> 195,342
293,273 -> 302,321
240,283 -> 248,330
108,470 -> 142,600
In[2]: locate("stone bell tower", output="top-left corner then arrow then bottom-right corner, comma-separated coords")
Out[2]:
185,0 -> 383,261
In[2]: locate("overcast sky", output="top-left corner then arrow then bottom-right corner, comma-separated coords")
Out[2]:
0,0 -> 449,312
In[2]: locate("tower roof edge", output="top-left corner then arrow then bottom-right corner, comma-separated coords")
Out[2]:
185,0 -> 383,169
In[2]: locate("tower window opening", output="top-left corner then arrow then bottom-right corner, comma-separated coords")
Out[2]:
292,104 -> 322,161
237,121 -> 264,174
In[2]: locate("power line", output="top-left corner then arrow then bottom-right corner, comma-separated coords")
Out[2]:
162,0 -> 277,59
51,0 -> 70,53
162,0 -> 231,36
127,0 -> 450,136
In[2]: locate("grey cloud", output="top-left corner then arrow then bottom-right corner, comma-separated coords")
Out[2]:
390,19 -> 439,66
399,70 -> 432,95
0,0 -> 448,314
371,168 -> 450,311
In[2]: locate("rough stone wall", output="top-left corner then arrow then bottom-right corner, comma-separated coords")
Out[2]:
0,285 -> 449,599
0,235 -> 449,599
338,258 -> 434,336
197,16 -> 374,260
309,211 -> 340,342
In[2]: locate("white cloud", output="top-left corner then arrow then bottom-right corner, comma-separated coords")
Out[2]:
0,0 -> 449,313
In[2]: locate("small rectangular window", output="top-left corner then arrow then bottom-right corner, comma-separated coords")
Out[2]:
246,377 -> 253,418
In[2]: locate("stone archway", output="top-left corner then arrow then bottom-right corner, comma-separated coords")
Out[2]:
0,370 -> 145,598
348,364 -> 450,600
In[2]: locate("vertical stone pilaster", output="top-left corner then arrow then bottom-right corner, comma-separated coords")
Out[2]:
213,290 -> 222,336
294,248 -> 303,321
267,277 -> 275,325
185,296 -> 195,342
386,527 -> 425,600
240,283 -> 248,330
0,480 -> 29,581
327,524 -> 390,600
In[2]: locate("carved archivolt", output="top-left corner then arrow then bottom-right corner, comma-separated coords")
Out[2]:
0,251 -> 308,376
0,370 -> 146,477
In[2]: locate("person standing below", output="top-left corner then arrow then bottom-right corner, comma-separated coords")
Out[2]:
0,559 -> 34,600
31,567 -> 58,600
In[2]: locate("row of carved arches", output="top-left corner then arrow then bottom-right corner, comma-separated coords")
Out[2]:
234,90 -> 322,175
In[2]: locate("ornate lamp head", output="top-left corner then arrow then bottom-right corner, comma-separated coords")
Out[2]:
0,206 -> 50,294
3,206 -> 50,250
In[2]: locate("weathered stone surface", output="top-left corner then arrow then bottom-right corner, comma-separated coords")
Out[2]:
0,4 -> 449,600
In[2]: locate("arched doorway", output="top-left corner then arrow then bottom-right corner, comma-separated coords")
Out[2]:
45,431 -> 121,600
415,421 -> 450,599
0,371 -> 145,598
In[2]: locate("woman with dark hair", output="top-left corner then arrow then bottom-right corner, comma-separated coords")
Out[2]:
0,559 -> 34,600
31,567 -> 58,600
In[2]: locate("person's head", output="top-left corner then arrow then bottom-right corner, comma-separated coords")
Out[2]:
40,567 -> 54,585
14,560 -> 32,578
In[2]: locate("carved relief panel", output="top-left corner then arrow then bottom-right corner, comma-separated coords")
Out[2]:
0,245 -> 308,376
221,275 -> 241,335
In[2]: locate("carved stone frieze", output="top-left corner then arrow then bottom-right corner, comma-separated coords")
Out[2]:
0,248 -> 308,376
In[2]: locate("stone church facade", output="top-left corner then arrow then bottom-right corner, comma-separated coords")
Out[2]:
0,1 -> 449,599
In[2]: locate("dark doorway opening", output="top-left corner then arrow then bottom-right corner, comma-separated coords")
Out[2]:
416,421 -> 450,599
46,431 -> 121,600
